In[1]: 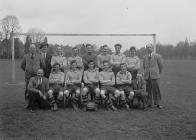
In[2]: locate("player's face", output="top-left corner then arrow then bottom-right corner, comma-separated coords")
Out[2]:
73,48 -> 79,55
130,49 -> 136,56
57,47 -> 62,55
37,69 -> 44,78
103,62 -> 109,70
53,65 -> 60,72
88,62 -> 94,69
120,64 -> 127,72
41,46 -> 47,53
29,45 -> 36,54
115,46 -> 121,53
71,62 -> 77,70
87,46 -> 93,53
103,47 -> 108,54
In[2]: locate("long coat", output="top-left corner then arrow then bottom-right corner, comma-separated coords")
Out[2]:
21,53 -> 45,79
143,53 -> 163,80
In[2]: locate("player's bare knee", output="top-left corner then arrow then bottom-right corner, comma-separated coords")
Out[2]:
128,91 -> 134,100
76,89 -> 80,96
82,87 -> 88,95
48,89 -> 53,98
94,88 -> 100,95
100,90 -> 106,98
120,91 -> 126,99
114,90 -> 120,98
64,90 -> 70,97
58,91 -> 64,100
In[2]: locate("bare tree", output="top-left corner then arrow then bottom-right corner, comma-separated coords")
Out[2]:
0,15 -> 21,58
1,15 -> 21,39
27,28 -> 46,43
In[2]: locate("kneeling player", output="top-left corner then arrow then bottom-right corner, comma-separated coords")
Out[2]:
64,60 -> 82,111
132,74 -> 148,109
48,63 -> 65,111
116,63 -> 132,110
82,60 -> 100,111
99,61 -> 119,111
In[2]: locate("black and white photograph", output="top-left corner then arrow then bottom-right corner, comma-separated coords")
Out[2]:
0,0 -> 195,139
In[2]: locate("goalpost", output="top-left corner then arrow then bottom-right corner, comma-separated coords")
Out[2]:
10,33 -> 156,84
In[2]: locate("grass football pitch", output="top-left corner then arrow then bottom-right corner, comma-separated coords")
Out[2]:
0,59 -> 195,140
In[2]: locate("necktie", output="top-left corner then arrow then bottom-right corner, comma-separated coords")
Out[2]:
31,53 -> 34,59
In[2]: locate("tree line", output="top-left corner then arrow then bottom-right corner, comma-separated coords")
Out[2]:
0,15 -> 196,59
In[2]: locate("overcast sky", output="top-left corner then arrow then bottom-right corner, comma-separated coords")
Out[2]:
0,0 -> 195,50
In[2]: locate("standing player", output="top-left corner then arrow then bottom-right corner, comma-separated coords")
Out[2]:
39,42 -> 52,78
21,44 -> 45,108
110,44 -> 125,75
51,46 -> 68,72
116,63 -> 132,110
68,46 -> 84,71
143,44 -> 163,109
97,45 -> 111,71
99,61 -> 119,111
82,60 -> 100,111
64,60 -> 82,111
82,44 -> 97,71
48,63 -> 65,111
125,46 -> 140,80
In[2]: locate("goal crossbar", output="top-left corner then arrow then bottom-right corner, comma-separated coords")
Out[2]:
9,33 -> 156,84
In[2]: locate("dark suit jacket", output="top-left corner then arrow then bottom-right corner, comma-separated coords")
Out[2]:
28,76 -> 49,96
42,53 -> 52,78
45,53 -> 52,78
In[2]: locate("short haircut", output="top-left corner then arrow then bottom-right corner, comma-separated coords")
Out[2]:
70,60 -> 77,66
102,45 -> 108,49
114,43 -> 122,48
88,60 -> 95,64
129,46 -> 136,52
120,63 -> 127,67
146,43 -> 153,48
40,42 -> 48,49
37,68 -> 44,72
52,62 -> 60,68
85,43 -> 92,48
72,46 -> 79,50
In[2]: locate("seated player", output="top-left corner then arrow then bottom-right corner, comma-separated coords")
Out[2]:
48,63 -> 65,111
68,46 -> 84,71
64,60 -> 82,111
131,74 -> 148,109
116,63 -> 132,111
82,60 -> 100,111
28,68 -> 54,113
99,61 -> 120,111
51,46 -> 68,72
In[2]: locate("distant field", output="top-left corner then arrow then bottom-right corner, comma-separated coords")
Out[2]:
0,59 -> 196,140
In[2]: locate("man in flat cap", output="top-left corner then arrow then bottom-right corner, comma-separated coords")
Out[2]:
40,42 -> 52,78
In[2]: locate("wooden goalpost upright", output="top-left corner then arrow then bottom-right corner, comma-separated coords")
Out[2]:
10,33 -> 156,84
